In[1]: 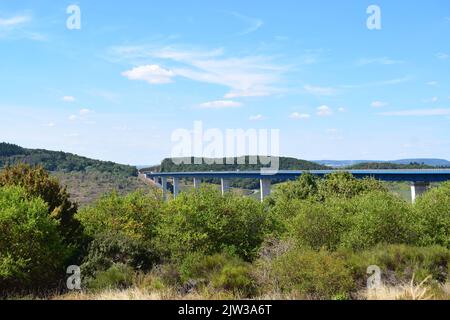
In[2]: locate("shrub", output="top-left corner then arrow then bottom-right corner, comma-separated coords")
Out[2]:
77,190 -> 164,274
86,263 -> 135,291
180,252 -> 256,297
286,191 -> 417,251
269,248 -> 355,299
287,198 -> 350,250
269,173 -> 319,204
0,186 -> 69,293
340,192 -> 417,250
157,186 -> 272,261
0,164 -> 82,247
414,181 -> 450,248
340,244 -> 450,287
317,172 -> 387,200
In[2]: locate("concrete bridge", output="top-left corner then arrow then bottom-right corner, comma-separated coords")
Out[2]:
143,170 -> 450,203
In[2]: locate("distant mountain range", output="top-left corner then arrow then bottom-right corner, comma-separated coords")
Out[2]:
314,159 -> 450,168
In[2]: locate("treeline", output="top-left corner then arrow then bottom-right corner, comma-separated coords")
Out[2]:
152,156 -> 328,189
346,162 -> 438,170
1,164 -> 449,299
0,142 -> 137,177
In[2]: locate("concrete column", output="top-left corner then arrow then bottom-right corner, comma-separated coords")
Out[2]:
193,177 -> 201,190
411,182 -> 430,203
221,179 -> 231,196
260,179 -> 271,202
161,177 -> 168,200
153,177 -> 159,184
173,177 -> 180,198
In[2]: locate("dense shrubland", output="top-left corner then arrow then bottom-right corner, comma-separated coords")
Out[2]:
0,164 -> 449,299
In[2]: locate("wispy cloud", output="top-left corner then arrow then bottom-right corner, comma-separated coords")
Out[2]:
371,101 -> 388,108
378,109 -> 450,116
197,100 -> 242,109
116,45 -> 285,98
229,12 -> 263,35
249,114 -> 265,121
436,52 -> 449,60
0,15 -> 30,27
356,57 -> 404,66
341,76 -> 412,89
289,112 -> 310,120
304,85 -> 337,96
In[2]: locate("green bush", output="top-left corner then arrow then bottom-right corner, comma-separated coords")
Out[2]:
317,172 -> 387,200
414,182 -> 450,248
340,192 -> 417,250
180,252 -> 256,297
340,244 -> 450,286
86,263 -> 135,291
269,248 -> 355,299
77,190 -> 164,274
157,186 -> 273,261
0,186 -> 69,292
286,191 -> 417,251
0,164 -> 82,247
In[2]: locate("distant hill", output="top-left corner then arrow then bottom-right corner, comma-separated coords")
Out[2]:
314,159 -> 450,168
345,162 -> 436,170
0,142 -> 137,176
0,142 -> 146,206
159,156 -> 328,172
141,156 -> 328,189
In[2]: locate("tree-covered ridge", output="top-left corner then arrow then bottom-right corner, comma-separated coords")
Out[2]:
0,142 -> 137,177
346,162 -> 438,170
159,156 -> 328,172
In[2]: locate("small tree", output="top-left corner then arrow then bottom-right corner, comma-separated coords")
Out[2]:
0,163 -> 82,245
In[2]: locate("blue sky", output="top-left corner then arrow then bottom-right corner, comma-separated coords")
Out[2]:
1,0 -> 449,165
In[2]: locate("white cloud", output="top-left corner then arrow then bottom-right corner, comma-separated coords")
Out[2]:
317,105 -> 333,117
62,96 -> 76,102
45,122 -> 55,127
426,81 -> 438,86
356,57 -> 404,66
122,64 -> 175,84
68,115 -> 77,121
198,100 -> 242,109
338,107 -> 347,112
290,112 -> 310,120
304,85 -> 337,96
341,76 -> 412,89
436,52 -> 449,60
371,101 -> 388,108
114,45 -> 285,98
0,15 -> 30,27
378,109 -> 450,116
79,108 -> 92,115
249,114 -> 265,121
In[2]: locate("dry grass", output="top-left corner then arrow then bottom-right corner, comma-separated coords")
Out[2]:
360,275 -> 449,300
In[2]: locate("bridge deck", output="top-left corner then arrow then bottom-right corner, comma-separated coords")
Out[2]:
144,170 -> 450,183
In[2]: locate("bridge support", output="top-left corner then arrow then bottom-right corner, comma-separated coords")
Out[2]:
173,177 -> 180,198
260,179 -> 271,202
411,182 -> 429,203
161,177 -> 168,200
221,179 -> 231,196
193,178 -> 201,190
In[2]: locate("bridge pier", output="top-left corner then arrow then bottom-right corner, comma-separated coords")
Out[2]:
173,177 -> 180,198
221,179 -> 231,195
161,177 -> 168,200
260,179 -> 271,202
193,177 -> 201,190
411,182 -> 430,203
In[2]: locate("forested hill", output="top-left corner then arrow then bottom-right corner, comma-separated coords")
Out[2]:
153,156 -> 328,172
345,162 -> 439,170
0,142 -> 137,177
